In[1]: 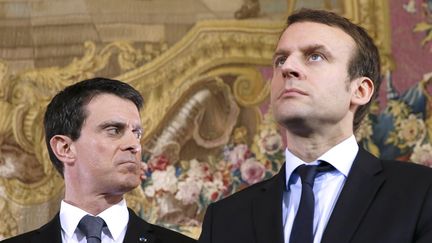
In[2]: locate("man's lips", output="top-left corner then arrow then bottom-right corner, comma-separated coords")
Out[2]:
279,88 -> 308,98
118,160 -> 139,166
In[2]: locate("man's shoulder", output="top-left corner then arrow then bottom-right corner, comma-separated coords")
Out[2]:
381,159 -> 432,179
1,231 -> 35,243
127,208 -> 196,243
210,170 -> 283,209
0,214 -> 60,243
149,224 -> 196,243
357,147 -> 432,181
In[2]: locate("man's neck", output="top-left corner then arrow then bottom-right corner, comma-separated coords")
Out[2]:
285,129 -> 354,163
63,192 -> 123,215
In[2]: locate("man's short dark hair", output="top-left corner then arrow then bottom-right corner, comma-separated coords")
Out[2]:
286,8 -> 381,131
43,77 -> 144,176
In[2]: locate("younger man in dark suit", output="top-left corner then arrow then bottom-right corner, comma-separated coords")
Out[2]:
2,78 -> 195,243
199,9 -> 432,243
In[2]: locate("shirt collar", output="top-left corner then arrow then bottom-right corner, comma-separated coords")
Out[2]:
284,135 -> 358,188
317,135 -> 358,177
60,199 -> 129,241
98,199 -> 129,241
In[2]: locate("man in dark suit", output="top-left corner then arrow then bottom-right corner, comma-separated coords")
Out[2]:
199,9 -> 432,243
2,78 -> 195,243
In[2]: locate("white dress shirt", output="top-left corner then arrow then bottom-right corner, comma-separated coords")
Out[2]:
60,199 -> 129,243
283,135 -> 358,243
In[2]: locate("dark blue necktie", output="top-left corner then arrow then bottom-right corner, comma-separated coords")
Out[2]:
289,162 -> 334,243
78,215 -> 106,243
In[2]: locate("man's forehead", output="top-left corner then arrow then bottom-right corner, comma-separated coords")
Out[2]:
85,93 -> 138,109
277,21 -> 356,52
83,94 -> 140,120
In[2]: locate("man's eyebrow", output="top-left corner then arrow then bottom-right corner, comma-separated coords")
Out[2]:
272,44 -> 333,59
99,120 -> 143,129
272,49 -> 289,60
98,121 -> 126,130
300,44 -> 333,58
133,124 -> 143,132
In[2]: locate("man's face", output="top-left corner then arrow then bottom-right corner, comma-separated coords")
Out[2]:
271,21 -> 358,133
71,93 -> 143,195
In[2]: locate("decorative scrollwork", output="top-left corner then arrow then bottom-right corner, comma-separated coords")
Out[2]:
0,2 -> 394,238
0,197 -> 18,240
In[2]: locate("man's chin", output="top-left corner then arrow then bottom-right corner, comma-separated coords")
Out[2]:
275,115 -> 308,126
113,182 -> 140,196
116,173 -> 141,190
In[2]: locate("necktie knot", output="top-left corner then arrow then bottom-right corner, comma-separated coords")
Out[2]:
297,165 -> 318,187
78,215 -> 106,243
296,162 -> 334,187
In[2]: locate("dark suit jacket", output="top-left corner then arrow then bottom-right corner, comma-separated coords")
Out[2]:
199,147 -> 432,243
2,208 -> 196,243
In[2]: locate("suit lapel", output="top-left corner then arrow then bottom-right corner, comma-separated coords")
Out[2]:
32,213 -> 62,243
322,147 -> 385,243
252,165 -> 285,243
123,208 -> 156,243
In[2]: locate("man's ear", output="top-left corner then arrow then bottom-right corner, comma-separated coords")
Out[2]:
351,77 -> 374,106
49,135 -> 76,166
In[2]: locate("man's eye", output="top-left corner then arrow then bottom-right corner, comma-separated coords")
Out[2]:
107,127 -> 120,135
308,53 -> 324,62
134,130 -> 143,139
274,56 -> 287,67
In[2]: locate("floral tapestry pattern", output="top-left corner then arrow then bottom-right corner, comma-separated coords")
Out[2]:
139,113 -> 285,232
358,77 -> 432,166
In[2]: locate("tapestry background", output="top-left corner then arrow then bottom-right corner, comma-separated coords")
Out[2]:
0,0 -> 431,239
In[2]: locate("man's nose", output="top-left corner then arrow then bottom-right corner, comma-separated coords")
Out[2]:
127,143 -> 141,154
122,131 -> 142,154
281,56 -> 304,79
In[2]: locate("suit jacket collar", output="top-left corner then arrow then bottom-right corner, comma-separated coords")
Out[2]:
321,147 -> 384,243
123,208 -> 157,243
252,164 -> 285,243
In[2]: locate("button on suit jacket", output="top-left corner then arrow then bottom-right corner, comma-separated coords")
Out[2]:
2,208 -> 196,243
199,147 -> 432,243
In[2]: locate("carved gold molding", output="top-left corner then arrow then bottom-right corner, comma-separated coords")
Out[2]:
118,20 -> 283,143
0,1 -> 393,238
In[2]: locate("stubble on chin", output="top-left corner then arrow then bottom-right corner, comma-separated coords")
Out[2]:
113,166 -> 142,192
273,107 -> 315,137
113,177 -> 141,195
